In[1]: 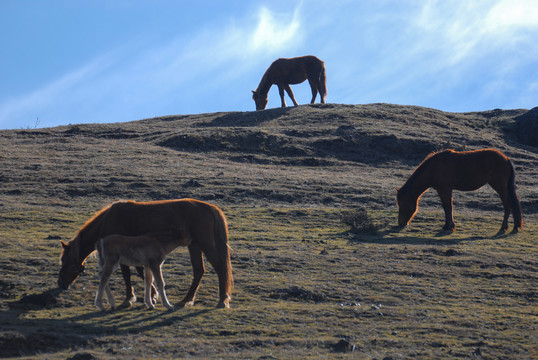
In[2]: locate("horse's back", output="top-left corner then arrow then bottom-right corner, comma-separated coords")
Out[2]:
442,149 -> 509,168
270,56 -> 324,80
102,199 -> 221,237
430,149 -> 511,190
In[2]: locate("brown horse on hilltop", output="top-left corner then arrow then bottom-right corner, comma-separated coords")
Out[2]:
252,55 -> 327,110
59,199 -> 233,308
397,149 -> 523,234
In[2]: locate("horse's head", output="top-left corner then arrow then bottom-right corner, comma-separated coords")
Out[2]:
396,188 -> 418,227
252,90 -> 268,111
58,239 -> 85,290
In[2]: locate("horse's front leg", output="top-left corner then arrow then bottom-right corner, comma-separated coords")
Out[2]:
120,264 -> 136,307
283,84 -> 299,106
95,263 -> 115,311
150,262 -> 173,310
277,85 -> 287,107
437,189 -> 456,232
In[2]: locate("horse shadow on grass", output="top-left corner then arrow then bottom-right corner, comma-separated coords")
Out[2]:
345,225 -> 513,246
200,106 -> 294,128
1,288 -> 212,358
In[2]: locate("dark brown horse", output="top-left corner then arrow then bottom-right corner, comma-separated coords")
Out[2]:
59,199 -> 233,308
252,55 -> 326,110
397,149 -> 523,234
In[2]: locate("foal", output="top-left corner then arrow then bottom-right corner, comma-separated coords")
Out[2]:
95,232 -> 190,311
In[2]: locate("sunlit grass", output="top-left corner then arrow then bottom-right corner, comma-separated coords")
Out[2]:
1,206 -> 536,359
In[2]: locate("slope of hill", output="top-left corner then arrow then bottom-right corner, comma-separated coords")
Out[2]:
1,103 -> 536,212
0,103 -> 536,359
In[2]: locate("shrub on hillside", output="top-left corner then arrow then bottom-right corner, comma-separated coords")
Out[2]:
340,207 -> 378,234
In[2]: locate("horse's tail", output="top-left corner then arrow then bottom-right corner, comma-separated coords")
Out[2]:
508,159 -> 523,231
95,238 -> 105,270
319,61 -> 327,103
211,206 -> 233,301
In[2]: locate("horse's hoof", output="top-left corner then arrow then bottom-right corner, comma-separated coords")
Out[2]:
511,228 -> 519,234
178,300 -> 194,308
216,301 -> 230,309
437,228 -> 454,236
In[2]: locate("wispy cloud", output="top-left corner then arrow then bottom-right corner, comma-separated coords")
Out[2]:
0,6 -> 303,129
0,50 -> 122,128
249,6 -> 302,54
415,0 -> 538,65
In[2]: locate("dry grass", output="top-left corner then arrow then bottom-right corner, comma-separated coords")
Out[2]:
0,103 -> 536,359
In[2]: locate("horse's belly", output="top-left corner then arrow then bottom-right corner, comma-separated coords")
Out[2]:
453,183 -> 484,191
119,254 -> 146,267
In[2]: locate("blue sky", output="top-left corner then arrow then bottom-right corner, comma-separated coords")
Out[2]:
1,0 -> 537,129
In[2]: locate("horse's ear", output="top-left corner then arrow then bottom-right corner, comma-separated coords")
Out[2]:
252,90 -> 256,94
61,241 -> 68,249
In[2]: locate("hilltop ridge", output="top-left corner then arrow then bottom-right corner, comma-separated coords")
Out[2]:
1,103 -> 536,214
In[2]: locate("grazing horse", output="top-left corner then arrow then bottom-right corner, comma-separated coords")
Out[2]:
396,149 -> 523,234
95,232 -> 188,311
59,199 -> 233,308
252,55 -> 327,110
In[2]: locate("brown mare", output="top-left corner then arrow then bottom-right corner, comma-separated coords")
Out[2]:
59,199 -> 233,308
397,149 -> 523,234
95,232 -> 188,311
252,55 -> 326,110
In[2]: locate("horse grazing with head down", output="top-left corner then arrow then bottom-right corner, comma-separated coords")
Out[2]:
397,149 -> 523,234
59,199 -> 233,309
252,55 -> 326,110
95,232 -> 188,311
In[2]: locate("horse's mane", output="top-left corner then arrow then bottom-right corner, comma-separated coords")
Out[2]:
70,202 -> 118,243
255,62 -> 275,94
401,149 -> 454,193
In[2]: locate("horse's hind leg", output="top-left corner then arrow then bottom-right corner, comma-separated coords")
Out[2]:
119,264 -> 136,307
283,84 -> 299,106
489,181 -> 510,234
179,244 -> 205,307
136,265 -> 158,303
307,78 -> 319,104
149,261 -> 173,310
104,284 -> 116,310
203,251 -> 231,309
143,267 -> 155,310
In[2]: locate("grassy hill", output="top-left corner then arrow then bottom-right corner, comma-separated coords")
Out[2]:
0,103 -> 536,359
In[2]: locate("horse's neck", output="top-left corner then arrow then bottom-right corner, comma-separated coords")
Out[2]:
256,70 -> 273,95
78,225 -> 102,261
403,166 -> 431,199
